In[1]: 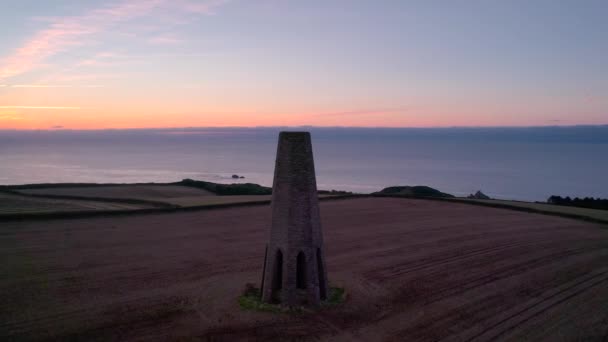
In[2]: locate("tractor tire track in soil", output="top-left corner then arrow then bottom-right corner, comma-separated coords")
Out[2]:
2,198 -> 607,341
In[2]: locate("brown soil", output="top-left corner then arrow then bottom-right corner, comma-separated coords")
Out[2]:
1,198 -> 607,341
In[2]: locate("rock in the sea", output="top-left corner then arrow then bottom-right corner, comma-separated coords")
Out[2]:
239,176 -> 245,179
232,174 -> 239,179
468,190 -> 490,200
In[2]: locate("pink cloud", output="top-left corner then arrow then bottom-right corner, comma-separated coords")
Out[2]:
0,113 -> 25,121
0,106 -> 81,110
147,34 -> 184,45
313,107 -> 411,117
0,0 -> 229,81
49,72 -> 125,83
10,84 -> 104,88
76,52 -> 127,67
173,0 -> 230,14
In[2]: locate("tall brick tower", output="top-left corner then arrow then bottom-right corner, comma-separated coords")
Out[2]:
260,132 -> 328,306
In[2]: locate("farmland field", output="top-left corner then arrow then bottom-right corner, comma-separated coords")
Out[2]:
17,185 -> 215,205
14,185 -> 338,208
1,197 -> 607,341
0,192 -> 149,215
16,185 -> 279,207
456,198 -> 608,223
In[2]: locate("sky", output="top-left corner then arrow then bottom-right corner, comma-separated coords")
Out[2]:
0,0 -> 606,129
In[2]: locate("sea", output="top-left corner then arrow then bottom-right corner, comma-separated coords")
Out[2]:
1,126 -> 607,202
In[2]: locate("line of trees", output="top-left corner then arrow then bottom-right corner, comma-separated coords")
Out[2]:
547,196 -> 608,211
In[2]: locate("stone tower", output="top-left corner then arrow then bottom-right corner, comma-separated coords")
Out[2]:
260,132 -> 328,306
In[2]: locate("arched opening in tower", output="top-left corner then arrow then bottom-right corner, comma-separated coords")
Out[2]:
317,248 -> 327,300
272,249 -> 283,295
296,251 -> 307,289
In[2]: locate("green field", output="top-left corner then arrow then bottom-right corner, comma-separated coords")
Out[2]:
453,198 -> 608,223
18,185 -> 214,206
1,184 -> 273,218
0,193 -> 149,215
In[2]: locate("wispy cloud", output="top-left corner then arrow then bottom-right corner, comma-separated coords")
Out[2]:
0,106 -> 81,110
172,0 -> 230,15
0,0 -> 229,81
49,73 -> 124,83
0,113 -> 24,121
314,108 -> 410,117
76,51 -> 126,67
148,33 -> 184,45
9,84 -> 103,88
0,114 -> 23,121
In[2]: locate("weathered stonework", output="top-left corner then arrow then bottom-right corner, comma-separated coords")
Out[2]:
261,132 -> 329,306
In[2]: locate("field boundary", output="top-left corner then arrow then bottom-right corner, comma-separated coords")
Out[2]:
4,191 -> 607,226
0,194 -> 368,222
0,189 -> 177,208
373,194 -> 608,226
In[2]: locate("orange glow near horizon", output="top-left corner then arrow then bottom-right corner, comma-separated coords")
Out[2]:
0,86 -> 606,130
1,1 -> 606,130
2,108 -> 606,130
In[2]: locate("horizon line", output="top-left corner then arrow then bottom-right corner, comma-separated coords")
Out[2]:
1,123 -> 608,132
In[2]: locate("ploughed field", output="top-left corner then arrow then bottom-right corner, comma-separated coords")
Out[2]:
1,198 -> 608,341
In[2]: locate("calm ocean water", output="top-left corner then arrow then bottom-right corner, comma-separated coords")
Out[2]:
1,126 -> 607,201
